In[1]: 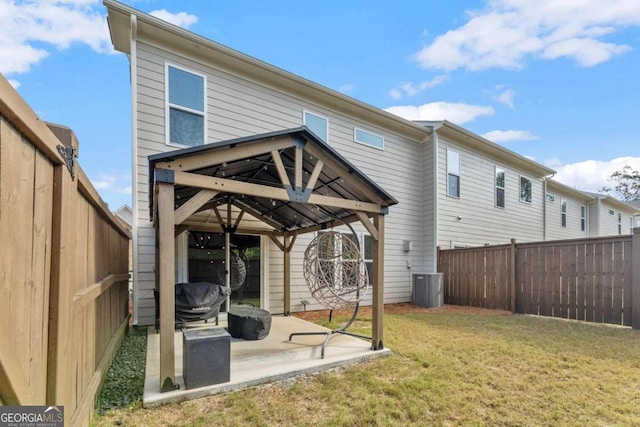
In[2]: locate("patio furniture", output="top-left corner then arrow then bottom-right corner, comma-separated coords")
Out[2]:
154,282 -> 231,331
289,229 -> 371,358
183,328 -> 231,389
227,306 -> 271,340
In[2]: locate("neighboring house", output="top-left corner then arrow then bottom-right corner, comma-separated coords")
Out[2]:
104,0 -> 640,325
545,180 -> 594,241
419,121 -> 555,248
583,193 -> 638,237
628,199 -> 640,227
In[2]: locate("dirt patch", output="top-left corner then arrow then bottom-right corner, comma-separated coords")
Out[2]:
292,303 -> 512,322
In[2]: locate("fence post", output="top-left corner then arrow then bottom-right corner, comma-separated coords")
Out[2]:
633,228 -> 640,329
510,239 -> 516,314
436,246 -> 441,273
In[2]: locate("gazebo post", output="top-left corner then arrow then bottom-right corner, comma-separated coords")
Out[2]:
157,181 -> 176,392
283,234 -> 291,315
371,213 -> 385,350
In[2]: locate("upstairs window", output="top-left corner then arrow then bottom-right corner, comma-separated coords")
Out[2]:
618,212 -> 622,235
304,111 -> 328,142
561,198 -> 567,227
580,205 -> 586,231
447,149 -> 460,198
630,217 -> 634,234
520,176 -> 532,204
354,128 -> 384,149
495,167 -> 505,208
167,64 -> 205,147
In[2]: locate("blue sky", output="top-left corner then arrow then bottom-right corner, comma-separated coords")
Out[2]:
2,0 -> 639,209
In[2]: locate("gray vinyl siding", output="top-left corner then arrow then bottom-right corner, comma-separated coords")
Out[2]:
436,136 -> 545,247
132,41 -> 430,323
545,191 -> 589,241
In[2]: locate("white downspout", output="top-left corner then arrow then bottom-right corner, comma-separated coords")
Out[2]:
130,14 -> 139,325
432,125 -> 441,272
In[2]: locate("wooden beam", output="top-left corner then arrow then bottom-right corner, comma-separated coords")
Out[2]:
271,149 -> 291,188
355,211 -> 379,241
268,234 -> 285,251
285,232 -> 298,252
307,193 -> 382,214
172,170 -> 384,213
72,273 -> 130,312
371,214 -> 385,350
303,143 -> 386,205
232,199 -> 286,230
233,209 -> 245,230
47,164 -> 78,406
212,205 -> 224,226
174,189 -> 218,225
292,213 -> 362,236
305,159 -> 324,192
295,145 -> 303,189
284,234 -> 291,315
182,222 -> 277,236
157,182 -> 176,392
155,136 -> 294,172
0,74 -> 65,166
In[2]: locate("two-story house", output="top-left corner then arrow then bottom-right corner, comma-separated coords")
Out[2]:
104,0 -> 639,326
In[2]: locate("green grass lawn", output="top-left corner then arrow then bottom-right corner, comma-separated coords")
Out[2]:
92,308 -> 640,426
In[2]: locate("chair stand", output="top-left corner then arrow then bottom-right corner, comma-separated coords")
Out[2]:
288,303 -> 371,359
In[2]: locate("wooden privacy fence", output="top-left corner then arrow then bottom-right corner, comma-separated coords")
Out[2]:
0,75 -> 130,427
438,229 -> 640,329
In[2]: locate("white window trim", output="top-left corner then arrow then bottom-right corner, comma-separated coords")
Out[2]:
303,110 -> 329,143
495,166 -> 505,209
446,149 -> 460,199
618,212 -> 622,235
165,62 -> 207,148
561,198 -> 567,227
519,175 -> 532,204
353,127 -> 384,150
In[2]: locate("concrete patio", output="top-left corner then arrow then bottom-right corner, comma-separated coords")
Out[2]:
143,315 -> 391,407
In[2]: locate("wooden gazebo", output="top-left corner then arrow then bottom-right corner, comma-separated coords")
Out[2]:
148,127 -> 397,392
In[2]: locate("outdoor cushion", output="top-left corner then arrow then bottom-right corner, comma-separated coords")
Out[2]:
227,306 -> 272,340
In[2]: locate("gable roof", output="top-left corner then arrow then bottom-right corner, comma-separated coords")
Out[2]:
149,127 -> 398,233
546,179 -> 595,202
418,120 -> 556,178
103,0 -> 430,143
582,192 -> 640,214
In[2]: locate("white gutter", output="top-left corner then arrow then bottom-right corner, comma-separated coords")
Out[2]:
130,14 -> 139,325
432,123 -> 442,271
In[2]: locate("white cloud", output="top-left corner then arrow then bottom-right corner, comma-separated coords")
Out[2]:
385,101 -> 494,124
553,156 -> 640,193
495,89 -> 515,108
0,0 -> 112,75
8,79 -> 20,89
414,0 -> 640,71
389,88 -> 403,100
91,173 -> 132,195
481,129 -> 538,143
149,9 -> 198,29
389,74 -> 449,100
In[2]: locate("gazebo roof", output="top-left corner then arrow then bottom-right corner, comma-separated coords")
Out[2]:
148,127 -> 397,234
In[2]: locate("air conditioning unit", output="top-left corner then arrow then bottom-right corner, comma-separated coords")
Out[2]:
412,273 -> 443,308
